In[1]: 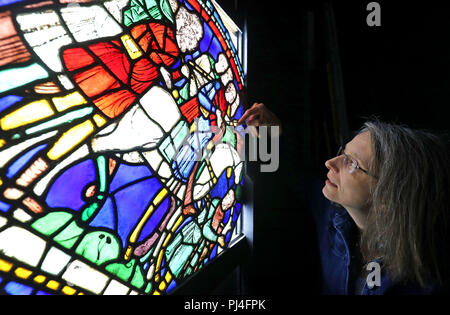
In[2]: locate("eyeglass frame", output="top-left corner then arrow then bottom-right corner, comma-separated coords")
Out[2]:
336,145 -> 378,179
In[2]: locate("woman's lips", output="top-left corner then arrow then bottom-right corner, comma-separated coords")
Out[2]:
326,178 -> 338,188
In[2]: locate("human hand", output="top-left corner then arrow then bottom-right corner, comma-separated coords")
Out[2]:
237,102 -> 282,136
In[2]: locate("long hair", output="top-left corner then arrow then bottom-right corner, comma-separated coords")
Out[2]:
359,120 -> 450,289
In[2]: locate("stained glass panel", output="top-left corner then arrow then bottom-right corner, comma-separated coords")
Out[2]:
0,0 -> 246,295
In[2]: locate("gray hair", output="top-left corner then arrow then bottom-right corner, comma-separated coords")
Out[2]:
358,119 -> 450,289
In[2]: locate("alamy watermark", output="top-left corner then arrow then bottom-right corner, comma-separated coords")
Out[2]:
165,119 -> 280,173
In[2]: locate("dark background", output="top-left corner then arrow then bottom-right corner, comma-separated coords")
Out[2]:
214,0 -> 450,297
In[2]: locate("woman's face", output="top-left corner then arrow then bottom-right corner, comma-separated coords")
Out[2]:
322,131 -> 376,229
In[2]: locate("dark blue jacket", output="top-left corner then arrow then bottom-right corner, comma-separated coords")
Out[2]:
310,190 -> 437,295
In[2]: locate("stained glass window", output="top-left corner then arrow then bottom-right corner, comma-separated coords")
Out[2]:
0,0 -> 246,295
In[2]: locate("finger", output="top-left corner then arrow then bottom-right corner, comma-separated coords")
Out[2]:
237,107 -> 261,125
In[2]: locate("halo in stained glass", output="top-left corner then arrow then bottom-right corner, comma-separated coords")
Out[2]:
0,0 -> 246,295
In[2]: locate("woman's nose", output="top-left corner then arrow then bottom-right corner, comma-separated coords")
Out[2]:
325,156 -> 340,173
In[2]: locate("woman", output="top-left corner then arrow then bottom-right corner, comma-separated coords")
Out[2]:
321,120 -> 450,294
240,103 -> 450,294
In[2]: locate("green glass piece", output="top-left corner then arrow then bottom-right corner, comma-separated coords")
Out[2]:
145,282 -> 153,294
130,265 -> 145,289
81,202 -> 99,222
222,126 -> 237,148
75,231 -> 120,265
53,220 -> 84,249
160,0 -> 174,23
179,83 -> 190,101
31,211 -> 73,236
96,155 -> 107,193
235,184 -> 242,201
0,63 -> 48,94
25,107 -> 94,135
123,0 -> 169,26
106,259 -> 135,282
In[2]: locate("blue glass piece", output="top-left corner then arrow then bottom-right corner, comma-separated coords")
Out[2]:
223,209 -> 230,224
6,144 -> 46,179
208,36 -> 222,60
36,290 -> 52,295
172,150 -> 195,182
235,202 -> 242,214
175,216 -> 192,234
0,95 -> 22,113
184,0 -> 194,11
171,58 -> 181,70
200,23 -> 213,53
193,50 -> 200,58
0,200 -> 11,212
209,170 -> 228,199
0,0 -> 26,7
174,78 -> 187,88
114,176 -> 162,247
46,159 -> 96,211
232,207 -> 239,223
109,163 -> 153,193
198,91 -> 212,111
89,197 -> 115,230
138,195 -> 169,242
4,281 -> 33,295
225,231 -> 232,243
210,244 -> 217,259
0,276 -> 3,283
167,279 -> 176,293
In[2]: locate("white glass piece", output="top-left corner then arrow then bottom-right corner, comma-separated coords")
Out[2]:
103,279 -> 130,295
60,5 -> 123,42
139,86 -> 181,133
41,246 -> 72,276
0,226 -> 46,267
0,130 -> 58,168
16,10 -> 73,72
62,259 -> 109,295
91,104 -> 164,152
175,7 -> 203,53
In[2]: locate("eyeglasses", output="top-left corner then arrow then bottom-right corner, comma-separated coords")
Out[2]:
336,146 -> 373,177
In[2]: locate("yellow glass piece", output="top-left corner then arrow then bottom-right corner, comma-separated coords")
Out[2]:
156,250 -> 164,273
158,281 -> 167,291
52,91 -> 87,112
162,233 -> 172,247
46,280 -> 60,290
127,188 -> 168,256
0,139 -> 5,148
1,99 -> 54,131
190,120 -> 197,133
93,114 -> 107,127
33,275 -> 46,284
226,167 -> 232,179
47,120 -> 94,160
172,90 -> 179,99
171,215 -> 184,233
77,292 -> 85,295
153,290 -> 161,295
0,259 -> 13,272
154,188 -> 168,205
62,286 -> 77,295
121,34 -> 143,59
154,274 -> 160,283
200,106 -> 209,118
165,271 -> 172,283
14,267 -> 33,279
0,177 -> 2,186
124,246 -> 133,260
